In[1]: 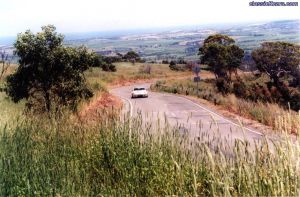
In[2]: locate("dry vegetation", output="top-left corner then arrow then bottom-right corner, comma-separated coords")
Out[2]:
0,107 -> 299,196
85,62 -> 193,88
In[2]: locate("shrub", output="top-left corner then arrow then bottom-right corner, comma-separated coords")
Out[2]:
289,90 -> 300,111
162,60 -> 169,64
154,80 -> 166,88
102,62 -> 116,72
169,61 -> 178,71
169,61 -> 186,71
233,81 -> 248,97
216,78 -> 230,94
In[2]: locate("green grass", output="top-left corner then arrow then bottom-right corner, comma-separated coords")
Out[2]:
0,112 -> 299,196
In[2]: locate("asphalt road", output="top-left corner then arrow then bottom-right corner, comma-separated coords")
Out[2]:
111,83 -> 264,145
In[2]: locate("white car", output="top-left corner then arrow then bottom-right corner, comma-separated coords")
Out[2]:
131,87 -> 148,98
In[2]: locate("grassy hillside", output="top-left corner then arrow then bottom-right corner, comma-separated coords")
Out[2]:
85,62 -> 193,90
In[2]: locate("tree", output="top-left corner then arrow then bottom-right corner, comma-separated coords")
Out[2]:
199,34 -> 244,81
123,51 -> 140,64
169,61 -> 178,71
162,60 -> 169,64
90,54 -> 117,72
252,42 -> 300,88
6,25 -> 95,113
227,45 -> 244,80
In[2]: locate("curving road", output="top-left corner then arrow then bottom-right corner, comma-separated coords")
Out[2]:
111,83 -> 264,144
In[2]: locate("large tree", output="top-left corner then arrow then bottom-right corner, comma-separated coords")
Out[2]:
252,42 -> 300,88
6,25 -> 95,112
199,34 -> 244,81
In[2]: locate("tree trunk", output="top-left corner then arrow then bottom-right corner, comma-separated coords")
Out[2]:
234,69 -> 241,81
44,90 -> 51,113
228,70 -> 232,82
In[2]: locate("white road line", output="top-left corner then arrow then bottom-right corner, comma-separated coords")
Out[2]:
111,85 -> 263,136
157,91 -> 263,136
111,93 -> 133,117
177,95 -> 263,136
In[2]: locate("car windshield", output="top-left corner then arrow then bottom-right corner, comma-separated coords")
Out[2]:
134,88 -> 145,91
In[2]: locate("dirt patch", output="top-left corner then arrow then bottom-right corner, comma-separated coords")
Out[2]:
78,92 -> 123,123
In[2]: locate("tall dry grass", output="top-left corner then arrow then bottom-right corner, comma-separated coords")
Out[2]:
0,112 -> 299,196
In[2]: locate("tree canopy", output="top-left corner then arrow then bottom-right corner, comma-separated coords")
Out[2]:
252,42 -> 300,87
199,34 -> 244,81
123,51 -> 141,63
6,25 -> 96,113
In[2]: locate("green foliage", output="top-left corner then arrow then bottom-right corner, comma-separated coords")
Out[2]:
199,34 -> 244,81
252,41 -> 300,87
162,60 -> 169,64
123,51 -> 141,63
89,54 -> 117,72
289,90 -> 300,111
227,45 -> 244,79
101,61 -> 117,72
203,34 -> 235,46
252,41 -> 300,110
169,61 -> 177,70
216,78 -> 231,94
6,25 -> 94,112
233,81 -> 247,97
169,61 -> 186,71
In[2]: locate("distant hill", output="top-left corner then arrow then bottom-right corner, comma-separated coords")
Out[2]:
1,20 -> 299,62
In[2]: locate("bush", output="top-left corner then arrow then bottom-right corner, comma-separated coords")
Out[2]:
91,82 -> 108,92
233,81 -> 248,97
216,78 -> 230,94
154,80 -> 166,87
162,60 -> 169,64
169,61 -> 185,71
102,63 -> 116,72
289,90 -> 300,111
169,61 -> 177,70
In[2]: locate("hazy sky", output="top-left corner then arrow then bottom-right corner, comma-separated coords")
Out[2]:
0,0 -> 299,37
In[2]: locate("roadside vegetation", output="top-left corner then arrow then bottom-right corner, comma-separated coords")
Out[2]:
0,111 -> 300,196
